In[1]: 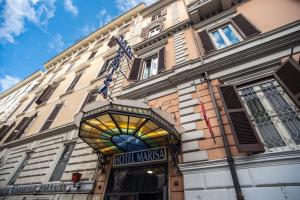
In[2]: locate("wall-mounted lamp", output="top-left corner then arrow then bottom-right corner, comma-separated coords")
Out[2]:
72,172 -> 82,189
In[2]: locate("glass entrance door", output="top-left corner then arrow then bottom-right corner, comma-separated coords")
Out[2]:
104,164 -> 168,200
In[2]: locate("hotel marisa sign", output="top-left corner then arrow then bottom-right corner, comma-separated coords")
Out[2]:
75,36 -> 182,167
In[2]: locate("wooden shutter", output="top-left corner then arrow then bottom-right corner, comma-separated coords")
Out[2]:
274,58 -> 300,108
0,122 -> 15,141
97,60 -> 110,78
88,51 -> 97,60
158,47 -> 165,72
14,113 -> 37,140
231,14 -> 260,38
80,89 -> 98,111
218,85 -> 264,153
40,103 -> 63,132
198,31 -> 215,53
108,36 -> 116,47
23,96 -> 38,112
66,73 -> 82,92
140,28 -> 148,39
128,58 -> 142,81
35,84 -> 58,105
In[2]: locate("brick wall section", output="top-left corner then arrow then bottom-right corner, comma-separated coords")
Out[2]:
192,79 -> 247,160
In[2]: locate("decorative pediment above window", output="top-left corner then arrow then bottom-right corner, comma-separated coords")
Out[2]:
19,95 -> 29,103
51,75 -> 66,84
75,61 -> 91,73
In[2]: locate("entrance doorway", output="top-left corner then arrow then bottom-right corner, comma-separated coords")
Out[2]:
104,164 -> 168,200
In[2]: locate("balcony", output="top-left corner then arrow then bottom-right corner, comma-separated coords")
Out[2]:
187,0 -> 244,24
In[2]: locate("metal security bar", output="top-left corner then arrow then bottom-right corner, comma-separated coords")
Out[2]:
238,79 -> 300,151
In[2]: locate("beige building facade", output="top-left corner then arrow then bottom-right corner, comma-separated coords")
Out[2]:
0,0 -> 300,200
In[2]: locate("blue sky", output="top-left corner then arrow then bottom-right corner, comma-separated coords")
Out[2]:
0,0 -> 156,93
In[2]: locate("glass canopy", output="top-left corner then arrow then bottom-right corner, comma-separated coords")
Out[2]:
78,101 -> 180,155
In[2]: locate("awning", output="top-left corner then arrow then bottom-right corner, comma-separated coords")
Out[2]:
74,100 -> 182,156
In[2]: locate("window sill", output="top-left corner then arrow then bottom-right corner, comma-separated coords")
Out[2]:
59,90 -> 74,98
35,102 -> 47,108
90,75 -> 104,84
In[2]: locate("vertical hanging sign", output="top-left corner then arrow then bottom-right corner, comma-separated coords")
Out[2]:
98,35 -> 133,98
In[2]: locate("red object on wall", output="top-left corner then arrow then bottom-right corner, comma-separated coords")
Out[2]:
200,101 -> 216,143
72,172 -> 82,184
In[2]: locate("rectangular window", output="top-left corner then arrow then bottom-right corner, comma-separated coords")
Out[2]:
97,59 -> 112,78
148,26 -> 160,38
209,24 -> 242,49
35,83 -> 59,105
142,55 -> 158,80
88,51 -> 97,60
238,79 -> 300,150
66,73 -> 82,92
23,96 -> 38,113
40,103 -> 63,132
49,143 -> 75,181
0,122 -> 15,141
80,89 -> 98,111
151,11 -> 162,21
8,153 -> 31,185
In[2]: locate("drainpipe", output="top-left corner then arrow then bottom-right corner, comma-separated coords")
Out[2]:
205,73 -> 245,200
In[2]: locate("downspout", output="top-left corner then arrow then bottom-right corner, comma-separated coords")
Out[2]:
205,73 -> 245,200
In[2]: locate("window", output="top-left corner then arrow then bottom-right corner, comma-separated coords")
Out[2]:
5,114 -> 37,143
66,62 -> 76,73
97,59 -> 112,78
151,11 -> 162,21
80,89 -> 98,111
148,26 -> 160,38
40,103 -> 63,132
23,96 -> 38,113
238,79 -> 300,150
209,24 -> 242,49
8,153 -> 31,185
49,143 -> 75,181
142,55 -> 159,80
88,51 -> 97,60
66,73 -> 82,92
0,122 -> 15,141
35,83 -> 59,105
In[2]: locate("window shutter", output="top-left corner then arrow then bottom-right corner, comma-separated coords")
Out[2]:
66,73 -> 82,92
274,58 -> 300,108
23,96 -> 38,112
5,117 -> 31,143
140,28 -> 148,39
40,103 -> 63,132
108,36 -> 116,47
97,60 -> 110,78
0,122 -> 15,141
128,58 -> 142,81
35,84 -> 58,105
218,85 -> 264,153
158,47 -> 165,72
80,89 -> 98,111
231,14 -> 260,38
88,51 -> 97,60
14,113 -> 37,140
198,31 -> 215,53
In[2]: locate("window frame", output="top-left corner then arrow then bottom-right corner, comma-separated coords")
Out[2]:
141,54 -> 159,80
148,26 -> 161,38
208,23 -> 243,50
151,11 -> 162,21
236,77 -> 300,152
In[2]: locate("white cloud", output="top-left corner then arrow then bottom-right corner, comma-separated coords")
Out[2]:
115,0 -> 157,12
97,9 -> 114,27
64,0 -> 78,16
0,75 -> 21,92
0,0 -> 56,43
79,24 -> 97,37
47,33 -> 64,52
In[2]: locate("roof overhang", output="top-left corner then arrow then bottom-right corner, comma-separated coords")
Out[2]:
74,100 -> 182,156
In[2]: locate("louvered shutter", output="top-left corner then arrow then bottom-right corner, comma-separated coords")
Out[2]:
108,36 -> 116,47
5,117 -> 30,143
128,58 -> 142,81
274,58 -> 300,108
88,51 -> 97,60
140,28 -> 148,39
231,14 -> 260,38
0,122 -> 15,141
198,31 -> 215,53
80,89 -> 98,111
158,47 -> 165,72
14,113 -> 37,140
40,103 -> 63,132
35,84 -> 58,105
66,73 -> 82,92
23,96 -> 38,112
97,60 -> 110,78
218,85 -> 264,153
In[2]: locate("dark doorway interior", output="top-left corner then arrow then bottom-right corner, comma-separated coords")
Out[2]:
104,164 -> 168,200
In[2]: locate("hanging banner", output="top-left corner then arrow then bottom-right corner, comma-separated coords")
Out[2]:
113,147 -> 167,167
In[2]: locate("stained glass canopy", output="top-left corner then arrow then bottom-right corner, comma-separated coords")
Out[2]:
74,100 -> 181,156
